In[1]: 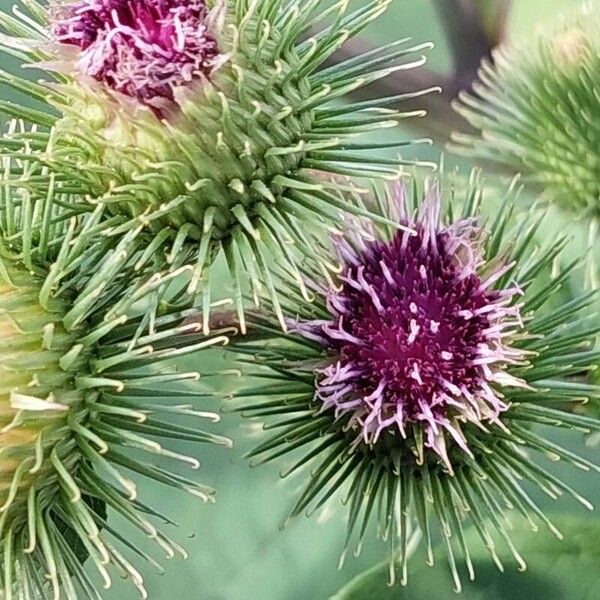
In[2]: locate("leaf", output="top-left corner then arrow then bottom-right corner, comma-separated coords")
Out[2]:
331,515 -> 600,600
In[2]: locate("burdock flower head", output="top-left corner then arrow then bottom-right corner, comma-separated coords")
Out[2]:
451,3 -> 600,218
306,188 -> 524,466
230,178 -> 600,590
50,0 -> 223,110
0,0 -> 434,332
0,154 -> 233,598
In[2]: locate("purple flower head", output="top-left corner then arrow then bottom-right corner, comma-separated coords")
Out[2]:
294,185 -> 528,470
50,0 -> 223,109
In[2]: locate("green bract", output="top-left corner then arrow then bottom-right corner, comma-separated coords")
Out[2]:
0,154 -> 232,599
451,4 -> 600,217
0,0 -> 434,333
228,177 -> 600,591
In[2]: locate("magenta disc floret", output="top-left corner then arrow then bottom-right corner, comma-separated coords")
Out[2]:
51,0 -> 222,108
293,186 -> 528,469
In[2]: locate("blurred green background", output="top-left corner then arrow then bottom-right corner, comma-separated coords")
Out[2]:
1,1 -> 597,599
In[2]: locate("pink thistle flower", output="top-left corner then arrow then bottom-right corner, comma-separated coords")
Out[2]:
294,185 -> 528,471
233,179 -> 600,589
50,0 -> 224,109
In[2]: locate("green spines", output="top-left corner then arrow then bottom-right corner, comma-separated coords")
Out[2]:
0,155 -> 234,597
451,4 -> 600,216
50,38 -> 316,235
0,266 -> 84,534
0,0 -> 433,332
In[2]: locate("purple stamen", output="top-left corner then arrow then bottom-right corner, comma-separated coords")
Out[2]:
50,0 -> 223,110
295,188 -> 527,468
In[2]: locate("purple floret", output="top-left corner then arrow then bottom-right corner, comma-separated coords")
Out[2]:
51,0 -> 222,108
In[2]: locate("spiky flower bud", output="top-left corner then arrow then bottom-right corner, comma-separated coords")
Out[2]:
451,4 -> 600,217
0,0 -> 434,332
229,179 -> 600,591
0,163 -> 232,598
0,269 -> 84,530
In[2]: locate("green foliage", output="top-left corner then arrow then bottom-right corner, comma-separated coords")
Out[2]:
332,514 -> 600,600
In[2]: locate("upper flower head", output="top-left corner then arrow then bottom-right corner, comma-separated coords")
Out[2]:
3,0 -> 432,335
50,0 -> 222,108
299,186 -> 525,469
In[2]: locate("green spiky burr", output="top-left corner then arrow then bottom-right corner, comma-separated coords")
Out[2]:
451,4 -> 600,217
0,269 -> 83,531
0,0 -> 435,333
0,154 -> 233,599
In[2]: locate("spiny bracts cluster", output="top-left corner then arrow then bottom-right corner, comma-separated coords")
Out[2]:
0,0 -> 434,334
230,180 -> 600,591
0,151 -> 232,598
0,0 -> 433,596
451,3 -> 600,217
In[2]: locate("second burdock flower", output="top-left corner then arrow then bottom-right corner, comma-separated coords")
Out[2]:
229,178 -> 600,590
0,0 -> 434,332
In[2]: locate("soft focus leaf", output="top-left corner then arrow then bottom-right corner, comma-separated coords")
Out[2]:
332,515 -> 600,600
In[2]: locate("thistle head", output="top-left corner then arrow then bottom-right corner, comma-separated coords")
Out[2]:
1,0 -> 434,334
0,270 -> 84,529
305,187 -> 524,468
50,0 -> 223,111
231,178 -> 600,590
0,163 -> 232,598
451,4 -> 600,217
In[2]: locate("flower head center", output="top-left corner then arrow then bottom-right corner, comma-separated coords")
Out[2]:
51,0 -> 222,108
337,226 -> 494,411
295,195 -> 526,461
